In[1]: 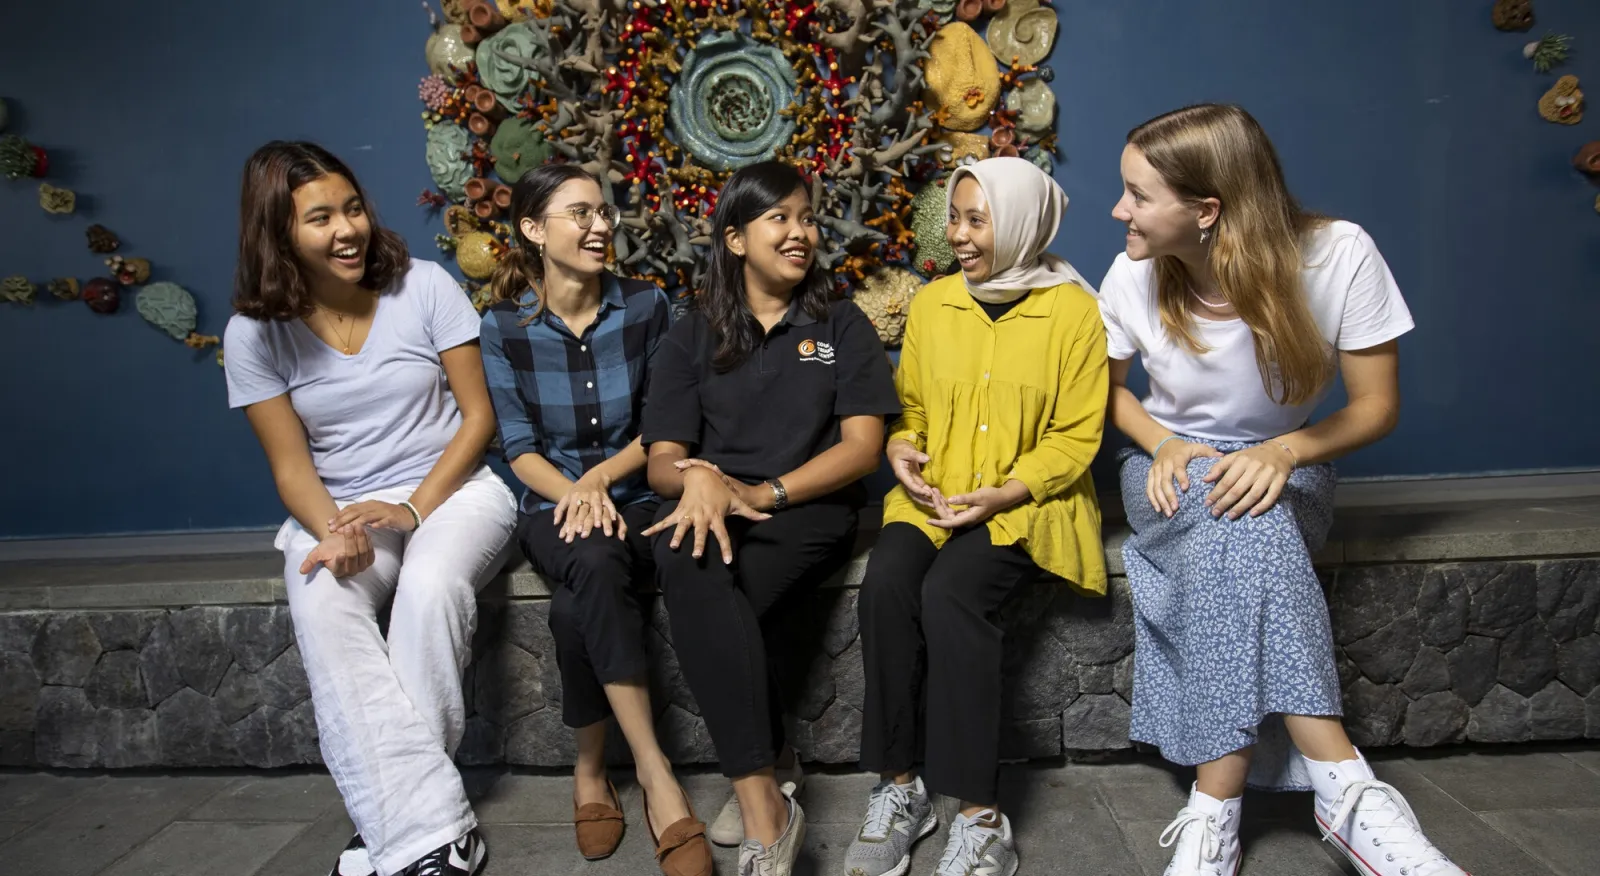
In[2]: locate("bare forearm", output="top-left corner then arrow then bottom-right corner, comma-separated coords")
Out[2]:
1279,396 -> 1398,467
274,464 -> 341,541
763,437 -> 880,507
591,437 -> 648,485
407,412 -> 496,519
1108,385 -> 1175,454
647,442 -> 692,498
510,453 -> 577,505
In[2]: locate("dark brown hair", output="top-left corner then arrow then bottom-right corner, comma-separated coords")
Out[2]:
700,160 -> 832,372
487,162 -> 604,321
232,141 -> 409,321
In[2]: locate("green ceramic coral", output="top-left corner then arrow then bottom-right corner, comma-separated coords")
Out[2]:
491,118 -> 552,184
910,181 -> 957,276
135,282 -> 198,340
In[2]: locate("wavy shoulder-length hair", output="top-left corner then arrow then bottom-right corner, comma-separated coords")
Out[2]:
232,141 -> 409,321
1129,104 -> 1335,406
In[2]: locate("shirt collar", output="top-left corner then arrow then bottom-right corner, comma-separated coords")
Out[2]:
516,272 -> 625,322
775,294 -> 817,328
936,278 -> 1058,319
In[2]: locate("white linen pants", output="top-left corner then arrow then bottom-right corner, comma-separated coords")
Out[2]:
277,466 -> 515,876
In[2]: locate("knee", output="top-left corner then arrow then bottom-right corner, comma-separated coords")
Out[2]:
564,537 -> 633,591
394,557 -> 478,620
919,573 -> 979,639
859,557 -> 921,629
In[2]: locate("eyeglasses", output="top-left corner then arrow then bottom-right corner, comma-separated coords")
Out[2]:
543,203 -> 621,230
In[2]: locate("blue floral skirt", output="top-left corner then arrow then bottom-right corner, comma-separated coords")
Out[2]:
1119,439 -> 1341,791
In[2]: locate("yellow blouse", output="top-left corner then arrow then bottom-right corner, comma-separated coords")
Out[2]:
883,274 -> 1109,596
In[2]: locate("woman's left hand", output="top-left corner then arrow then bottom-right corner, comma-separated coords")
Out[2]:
330,501 -> 418,534
555,471 -> 620,542
1202,443 -> 1296,519
673,459 -> 776,512
926,482 -> 1027,530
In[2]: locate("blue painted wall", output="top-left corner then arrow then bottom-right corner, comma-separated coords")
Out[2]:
0,0 -> 1595,537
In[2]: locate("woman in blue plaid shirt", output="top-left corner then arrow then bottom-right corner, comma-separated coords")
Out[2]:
479,165 -> 712,876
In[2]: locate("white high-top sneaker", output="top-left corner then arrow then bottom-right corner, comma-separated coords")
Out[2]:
1306,751 -> 1470,876
1159,784 -> 1241,876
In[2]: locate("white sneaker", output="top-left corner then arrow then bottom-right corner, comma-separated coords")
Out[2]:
934,809 -> 1017,876
1159,785 -> 1241,876
1308,753 -> 1468,876
711,757 -> 805,846
737,788 -> 806,876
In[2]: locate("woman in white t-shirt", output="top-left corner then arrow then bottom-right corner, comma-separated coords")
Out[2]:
1097,105 -> 1465,876
224,141 -> 514,876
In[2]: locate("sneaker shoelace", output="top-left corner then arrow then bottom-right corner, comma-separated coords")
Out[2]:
936,811 -> 999,876
1159,808 -> 1223,871
1326,780 -> 1453,875
408,849 -> 447,876
861,781 -> 914,841
739,839 -> 772,876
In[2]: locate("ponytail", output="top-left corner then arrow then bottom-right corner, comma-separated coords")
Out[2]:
487,243 -> 545,322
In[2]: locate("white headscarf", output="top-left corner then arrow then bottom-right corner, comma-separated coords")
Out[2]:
947,157 -> 1093,304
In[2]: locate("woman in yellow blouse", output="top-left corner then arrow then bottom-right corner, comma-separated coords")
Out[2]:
844,157 -> 1108,876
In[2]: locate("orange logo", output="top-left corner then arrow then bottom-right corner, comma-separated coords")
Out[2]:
797,339 -> 817,356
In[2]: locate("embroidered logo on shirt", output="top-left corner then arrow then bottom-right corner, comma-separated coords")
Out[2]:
797,339 -> 834,364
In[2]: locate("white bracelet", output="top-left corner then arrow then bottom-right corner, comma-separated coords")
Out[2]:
400,500 -> 423,528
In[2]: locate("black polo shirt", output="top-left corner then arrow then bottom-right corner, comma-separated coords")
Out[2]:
642,297 -> 900,491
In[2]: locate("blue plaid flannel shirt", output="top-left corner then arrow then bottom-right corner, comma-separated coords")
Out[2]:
479,273 -> 672,514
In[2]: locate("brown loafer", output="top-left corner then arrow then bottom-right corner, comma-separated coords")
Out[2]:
574,779 -> 625,860
644,786 -> 713,876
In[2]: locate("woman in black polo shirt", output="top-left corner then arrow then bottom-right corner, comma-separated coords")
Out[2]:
641,160 -> 899,876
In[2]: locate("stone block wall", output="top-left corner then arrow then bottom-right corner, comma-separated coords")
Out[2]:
1,558 -> 1596,769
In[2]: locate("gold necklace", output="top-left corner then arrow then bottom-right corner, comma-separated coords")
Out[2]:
318,306 -> 358,354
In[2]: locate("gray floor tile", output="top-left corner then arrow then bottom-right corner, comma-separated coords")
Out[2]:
184,773 -> 342,822
0,822 -> 28,843
0,772 -> 102,822
1086,760 -> 1191,823
1403,751 -> 1600,811
1561,749 -> 1600,778
476,824 -> 588,875
1479,809 -> 1600,876
999,763 -> 1142,875
0,774 -> 235,876
99,821 -> 308,876
1363,760 -> 1552,876
466,770 -> 581,825
1120,817 -> 1349,876
794,770 -> 877,824
255,809 -> 356,876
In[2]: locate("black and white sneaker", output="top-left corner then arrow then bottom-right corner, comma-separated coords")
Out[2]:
329,834 -> 375,876
401,829 -> 488,876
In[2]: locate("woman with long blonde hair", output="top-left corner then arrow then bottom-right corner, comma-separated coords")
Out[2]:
1097,105 -> 1465,876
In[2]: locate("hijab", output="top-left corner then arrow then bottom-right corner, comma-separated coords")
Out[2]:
947,157 -> 1093,304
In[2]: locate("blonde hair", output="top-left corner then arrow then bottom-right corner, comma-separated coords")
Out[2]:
1129,104 -> 1334,406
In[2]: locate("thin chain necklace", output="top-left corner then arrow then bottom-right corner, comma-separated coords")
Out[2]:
316,304 -> 359,354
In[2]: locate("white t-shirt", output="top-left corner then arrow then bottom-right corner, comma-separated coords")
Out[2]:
1096,220 -> 1414,442
224,259 -> 483,499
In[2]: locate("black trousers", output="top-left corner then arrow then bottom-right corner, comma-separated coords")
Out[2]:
651,498 -> 858,778
518,501 -> 660,729
858,522 -> 1042,805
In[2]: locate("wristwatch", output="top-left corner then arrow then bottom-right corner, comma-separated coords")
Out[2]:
764,478 -> 789,511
